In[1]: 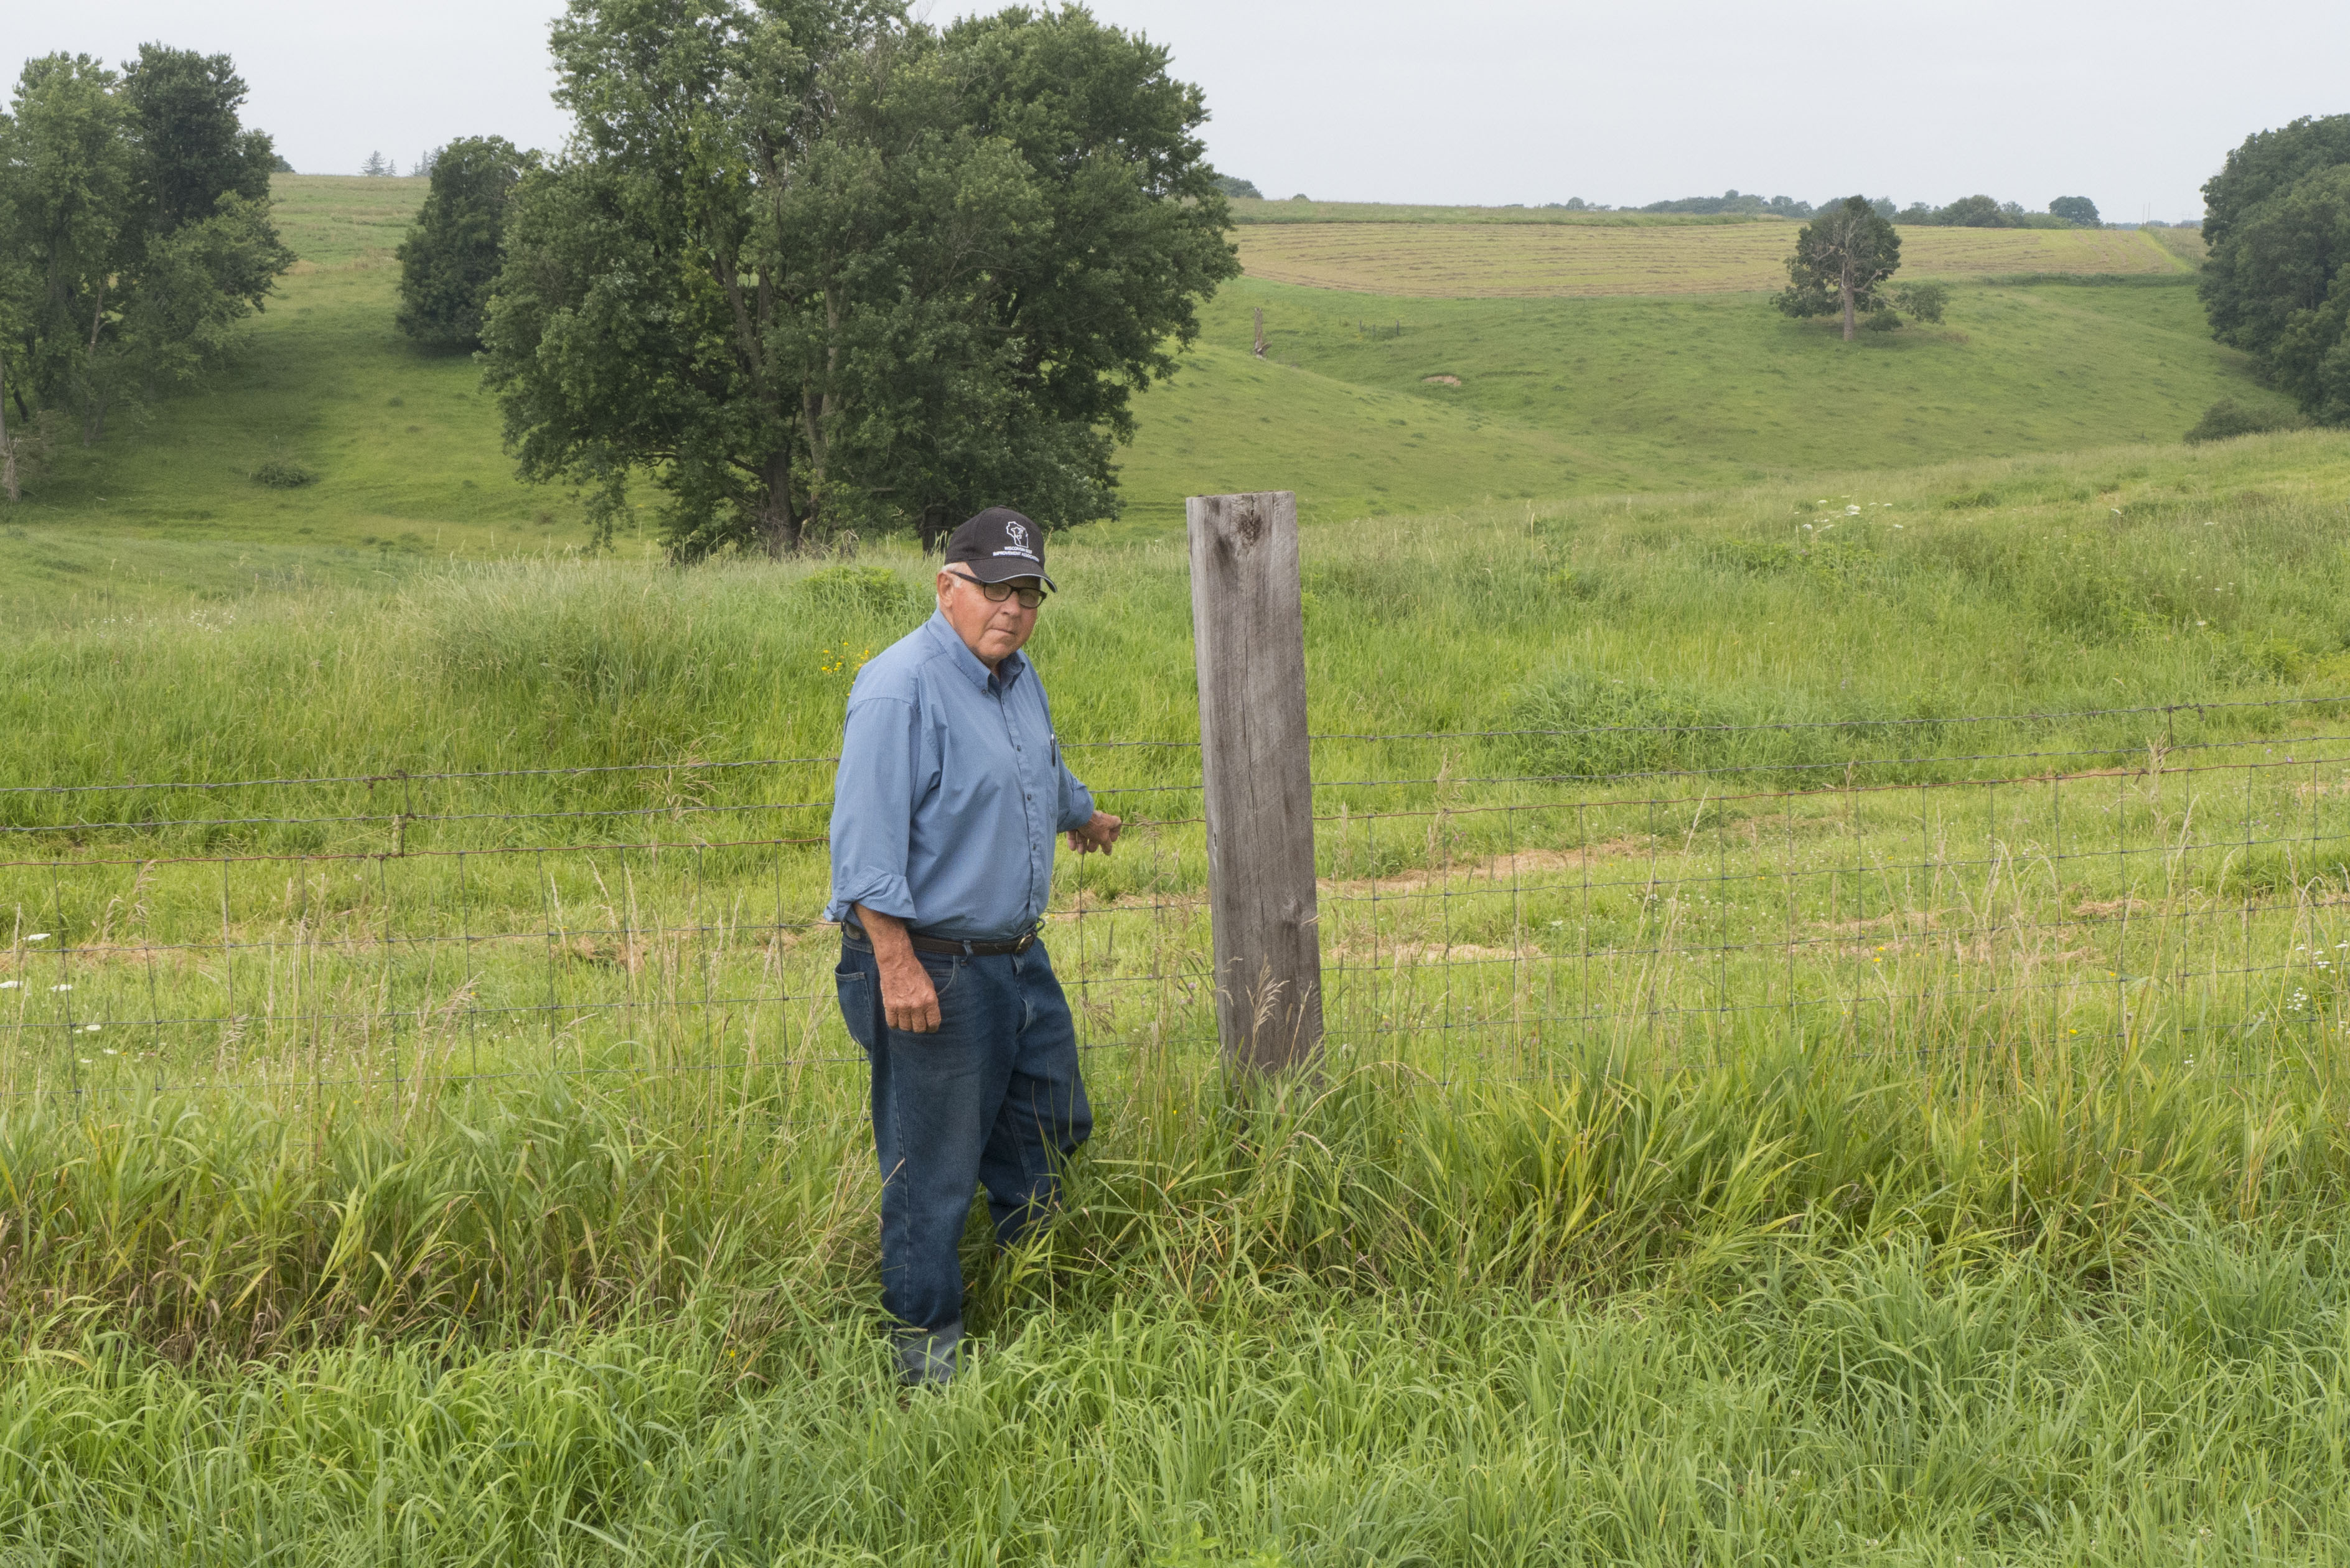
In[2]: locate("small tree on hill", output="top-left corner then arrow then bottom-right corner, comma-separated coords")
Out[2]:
360,150 -> 391,177
396,135 -> 531,349
2049,195 -> 2099,226
1773,195 -> 1902,340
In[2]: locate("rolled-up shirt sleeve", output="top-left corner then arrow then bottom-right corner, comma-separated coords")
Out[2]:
1054,752 -> 1095,834
825,696 -> 920,922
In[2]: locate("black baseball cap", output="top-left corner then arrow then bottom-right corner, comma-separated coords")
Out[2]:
942,507 -> 1055,591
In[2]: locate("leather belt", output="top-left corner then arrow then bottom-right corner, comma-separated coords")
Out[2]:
845,920 -> 1038,957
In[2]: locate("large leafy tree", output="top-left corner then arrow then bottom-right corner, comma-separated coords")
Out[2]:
483,0 -> 1238,558
2198,115 -> 2350,424
120,45 -> 277,235
1772,195 -> 1901,340
2215,164 -> 2350,424
0,55 -> 135,441
0,49 -> 288,447
396,136 -> 534,348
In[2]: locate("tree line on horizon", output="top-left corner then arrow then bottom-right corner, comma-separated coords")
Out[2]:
1540,192 -> 2103,226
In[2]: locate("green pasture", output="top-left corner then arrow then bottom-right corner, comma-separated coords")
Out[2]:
9,179 -> 2350,1565
0,177 -> 2295,564
1112,275 -> 2290,526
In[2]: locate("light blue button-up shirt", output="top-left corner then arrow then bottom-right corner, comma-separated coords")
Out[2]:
824,611 -> 1096,941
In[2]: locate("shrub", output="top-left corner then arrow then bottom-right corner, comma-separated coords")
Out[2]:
798,564 -> 927,621
1892,281 -> 1950,324
2184,398 -> 2306,444
251,459 -> 317,488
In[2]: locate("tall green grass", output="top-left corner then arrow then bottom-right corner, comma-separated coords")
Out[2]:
3,434 -> 2350,1560
6,1053 -> 2350,1561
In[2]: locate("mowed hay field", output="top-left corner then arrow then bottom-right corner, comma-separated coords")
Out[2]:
1236,220 -> 2189,297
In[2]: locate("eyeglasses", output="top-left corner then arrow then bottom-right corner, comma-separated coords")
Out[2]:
945,570 -> 1044,609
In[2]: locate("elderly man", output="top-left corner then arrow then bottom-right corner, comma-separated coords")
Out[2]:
826,506 -> 1121,1386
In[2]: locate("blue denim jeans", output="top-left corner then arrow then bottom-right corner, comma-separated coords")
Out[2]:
835,933 -> 1092,1337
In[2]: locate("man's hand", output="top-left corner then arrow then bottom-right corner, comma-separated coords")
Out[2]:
856,905 -> 940,1034
1067,810 -> 1122,856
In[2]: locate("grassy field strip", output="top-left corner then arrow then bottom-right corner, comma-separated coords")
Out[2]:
1235,223 -> 2187,297
1227,197 -> 1780,226
6,709 -> 2344,1115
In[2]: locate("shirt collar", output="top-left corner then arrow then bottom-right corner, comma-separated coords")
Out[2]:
922,609 -> 1027,694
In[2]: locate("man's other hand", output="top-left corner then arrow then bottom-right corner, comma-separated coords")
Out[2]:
1067,810 -> 1122,856
856,904 -> 942,1033
879,950 -> 941,1033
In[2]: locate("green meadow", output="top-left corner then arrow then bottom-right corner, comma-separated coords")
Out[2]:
2,179 -> 2295,563
5,178 -> 2350,1564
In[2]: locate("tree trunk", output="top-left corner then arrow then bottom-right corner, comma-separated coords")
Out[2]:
1839,253 -> 1856,341
0,353 -> 17,505
919,503 -> 954,553
82,278 -> 110,446
757,449 -> 800,557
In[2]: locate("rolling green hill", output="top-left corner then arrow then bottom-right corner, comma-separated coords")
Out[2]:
1110,275 -> 2291,528
0,177 -> 2300,578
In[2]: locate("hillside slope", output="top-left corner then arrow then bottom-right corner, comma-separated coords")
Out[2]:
0,178 -> 2296,571
1109,276 -> 2291,526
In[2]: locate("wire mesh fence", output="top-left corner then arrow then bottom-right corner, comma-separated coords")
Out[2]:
4,698 -> 2346,1111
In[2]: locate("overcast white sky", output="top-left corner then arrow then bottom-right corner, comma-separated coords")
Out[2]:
20,1 -> 2349,221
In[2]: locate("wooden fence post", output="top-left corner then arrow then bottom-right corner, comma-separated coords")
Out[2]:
1187,490 -> 1323,1073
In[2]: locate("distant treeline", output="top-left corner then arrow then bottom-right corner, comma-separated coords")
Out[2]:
1622,192 -> 2104,228
1216,183 -> 2107,228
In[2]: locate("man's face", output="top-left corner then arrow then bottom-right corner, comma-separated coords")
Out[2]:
936,568 -> 1041,667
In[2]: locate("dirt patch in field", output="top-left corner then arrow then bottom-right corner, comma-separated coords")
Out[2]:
1320,842 -> 1649,900
1822,910 -> 1940,936
1421,374 -> 1462,386
2073,896 -> 2155,918
1326,941 -> 1536,968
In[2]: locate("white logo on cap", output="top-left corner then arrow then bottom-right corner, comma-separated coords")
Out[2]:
995,517 -> 1038,561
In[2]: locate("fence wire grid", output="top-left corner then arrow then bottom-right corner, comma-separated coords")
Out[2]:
4,696 -> 2347,1111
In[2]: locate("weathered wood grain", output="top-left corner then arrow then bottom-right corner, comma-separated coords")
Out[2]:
1186,490 -> 1323,1072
